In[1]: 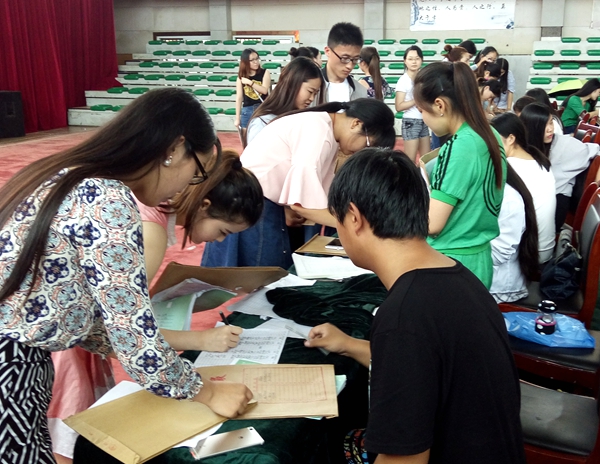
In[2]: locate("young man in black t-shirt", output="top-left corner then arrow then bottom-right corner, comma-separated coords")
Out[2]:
305,149 -> 525,464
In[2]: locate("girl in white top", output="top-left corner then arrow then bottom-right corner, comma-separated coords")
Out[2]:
395,45 -> 430,163
490,165 -> 540,303
491,112 -> 557,263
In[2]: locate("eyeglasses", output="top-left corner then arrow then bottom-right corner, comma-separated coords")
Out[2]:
330,48 -> 361,65
249,57 -> 261,62
188,151 -> 209,185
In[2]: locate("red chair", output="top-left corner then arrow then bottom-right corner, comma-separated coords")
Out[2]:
581,111 -> 590,124
590,116 -> 599,126
520,381 -> 600,464
572,182 -> 600,248
500,190 -> 600,328
575,129 -> 593,142
582,131 -> 593,143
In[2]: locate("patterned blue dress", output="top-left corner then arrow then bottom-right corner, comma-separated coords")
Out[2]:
0,172 -> 203,462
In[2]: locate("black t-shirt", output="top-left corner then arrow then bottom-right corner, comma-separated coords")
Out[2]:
365,262 -> 525,464
242,67 -> 267,107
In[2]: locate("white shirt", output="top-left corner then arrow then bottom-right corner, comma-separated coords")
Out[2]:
550,135 -> 599,196
246,113 -> 276,145
490,184 -> 528,303
395,73 -> 422,119
508,157 -> 556,263
327,80 -> 351,103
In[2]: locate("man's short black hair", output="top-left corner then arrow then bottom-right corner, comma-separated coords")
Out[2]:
328,148 -> 429,239
458,40 -> 477,56
327,22 -> 364,49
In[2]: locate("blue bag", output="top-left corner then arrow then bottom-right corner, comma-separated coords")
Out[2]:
503,312 -> 595,348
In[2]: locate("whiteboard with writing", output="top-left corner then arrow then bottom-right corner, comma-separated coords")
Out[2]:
410,0 -> 515,31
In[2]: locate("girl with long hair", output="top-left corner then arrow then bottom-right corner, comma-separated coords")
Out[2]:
521,102 -> 600,231
479,78 -> 503,119
490,164 -> 539,303
525,87 -> 564,134
246,57 -> 325,144
443,45 -> 471,63
358,46 -> 394,101
413,61 -> 506,288
49,150 -> 264,461
235,48 -> 271,131
491,112 -> 556,263
289,46 -> 323,67
0,88 -> 252,462
560,78 -> 600,134
472,45 -> 499,72
202,99 -> 397,269
491,58 -> 515,113
395,45 -> 430,163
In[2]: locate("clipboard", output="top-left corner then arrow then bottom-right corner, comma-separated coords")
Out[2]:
295,234 -> 348,257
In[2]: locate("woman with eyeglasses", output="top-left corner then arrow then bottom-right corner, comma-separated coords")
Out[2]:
0,88 -> 253,463
202,98 -> 397,269
395,45 -> 431,163
235,48 -> 271,133
414,62 -> 506,288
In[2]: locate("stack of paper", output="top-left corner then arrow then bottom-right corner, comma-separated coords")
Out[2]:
291,253 -> 373,279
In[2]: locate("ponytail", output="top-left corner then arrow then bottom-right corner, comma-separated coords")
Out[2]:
360,46 -> 383,100
414,62 -> 504,189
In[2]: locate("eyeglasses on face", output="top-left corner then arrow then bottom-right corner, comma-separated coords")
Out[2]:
188,150 -> 209,185
330,48 -> 361,65
249,56 -> 261,62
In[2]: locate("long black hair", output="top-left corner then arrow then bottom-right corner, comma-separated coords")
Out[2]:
491,112 -> 551,171
360,47 -> 384,100
525,88 -> 562,123
506,164 -> 540,281
562,78 -> 600,112
519,103 -> 552,158
413,61 -> 504,188
0,88 -> 220,302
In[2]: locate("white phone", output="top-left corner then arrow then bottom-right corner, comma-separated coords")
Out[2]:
192,427 -> 264,460
324,238 -> 344,251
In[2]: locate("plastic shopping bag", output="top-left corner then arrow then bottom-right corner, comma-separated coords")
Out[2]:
503,312 -> 595,348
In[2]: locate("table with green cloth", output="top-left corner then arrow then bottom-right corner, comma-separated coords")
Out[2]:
73,275 -> 387,464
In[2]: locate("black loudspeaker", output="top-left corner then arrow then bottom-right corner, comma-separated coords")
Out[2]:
0,91 -> 26,138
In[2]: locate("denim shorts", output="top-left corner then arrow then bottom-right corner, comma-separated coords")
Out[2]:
402,118 -> 430,140
240,103 -> 260,128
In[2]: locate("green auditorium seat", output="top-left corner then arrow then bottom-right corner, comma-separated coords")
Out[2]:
587,63 -> 600,70
422,39 -> 440,44
243,40 -> 259,45
91,104 -> 113,111
144,74 -> 164,80
257,51 -> 270,56
233,50 -> 243,57
379,50 -> 391,57
556,95 -> 567,101
186,40 -> 201,45
178,62 -> 198,68
199,62 -> 218,68
148,40 -> 162,45
394,51 -> 406,57
533,62 -> 554,70
207,75 -> 226,82
534,50 -> 555,56
378,39 -> 396,45
530,77 -> 552,85
559,62 -> 580,70
562,37 -> 581,43
215,89 -> 235,97
561,50 -> 581,56
164,40 -> 183,45
192,50 -> 210,56
123,74 -> 143,80
223,40 -> 238,45
212,50 -> 231,57
389,63 -> 404,70
387,76 -> 400,84
207,107 -> 224,114
588,37 -> 600,43
399,39 -> 418,45
557,77 -> 579,84
364,39 -> 375,45
395,112 -> 404,119
112,105 -> 125,112
185,75 -> 205,82
158,62 -> 175,68
220,62 -> 238,69
107,87 -> 127,93
588,50 -> 600,57
193,89 -> 214,96
262,62 -> 281,69
469,38 -> 486,44
153,50 -> 172,56
173,50 -> 191,56
262,40 -> 280,45
165,74 -> 184,81
228,76 -> 238,82
444,38 -> 462,44
273,50 -> 288,57
204,40 -> 221,45
224,108 -> 236,116
422,50 -> 436,56
139,62 -> 156,68
127,88 -> 149,94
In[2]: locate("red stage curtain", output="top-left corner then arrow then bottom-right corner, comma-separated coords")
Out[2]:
0,0 -> 119,133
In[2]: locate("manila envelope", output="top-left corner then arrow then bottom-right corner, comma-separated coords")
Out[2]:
295,234 -> 347,257
64,389 -> 226,464
198,364 -> 339,419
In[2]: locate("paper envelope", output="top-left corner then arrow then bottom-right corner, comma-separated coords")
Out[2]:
198,364 -> 339,419
64,389 -> 225,464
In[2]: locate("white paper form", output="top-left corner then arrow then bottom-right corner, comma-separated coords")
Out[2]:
292,253 -> 373,280
194,328 -> 288,367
